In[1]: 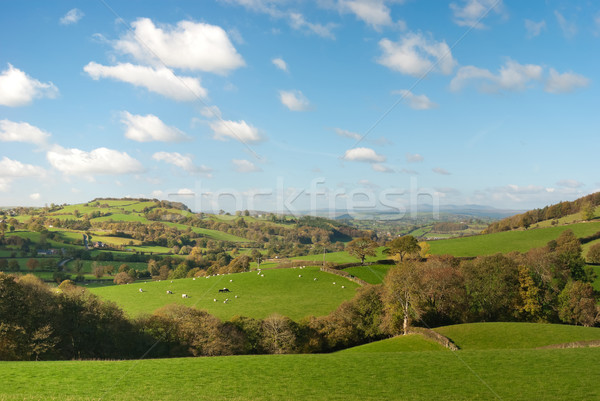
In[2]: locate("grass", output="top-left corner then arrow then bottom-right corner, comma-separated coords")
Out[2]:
428,221 -> 600,257
162,222 -> 250,242
434,322 -> 600,350
0,348 -> 599,400
343,264 -> 391,284
64,260 -> 149,274
90,266 -> 360,320
291,247 -> 387,264
339,334 -> 447,353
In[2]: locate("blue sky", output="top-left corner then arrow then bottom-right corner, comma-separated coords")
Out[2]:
0,0 -> 598,214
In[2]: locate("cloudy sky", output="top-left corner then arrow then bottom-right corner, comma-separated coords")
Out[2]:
0,1 -> 598,213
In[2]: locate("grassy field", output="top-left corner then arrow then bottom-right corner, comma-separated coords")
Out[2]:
435,322 -> 600,350
0,347 -> 598,400
339,334 -> 447,353
64,260 -> 148,274
291,247 -> 387,264
162,222 -> 250,243
343,264 -> 391,284
90,267 -> 360,320
428,221 -> 600,257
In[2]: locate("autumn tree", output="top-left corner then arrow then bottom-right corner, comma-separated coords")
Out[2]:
382,261 -> 424,335
260,313 -> 297,354
586,243 -> 600,264
346,237 -> 378,265
581,201 -> 595,221
26,259 -> 39,272
385,236 -> 421,262
558,281 -> 599,326
113,272 -> 134,285
92,264 -> 104,279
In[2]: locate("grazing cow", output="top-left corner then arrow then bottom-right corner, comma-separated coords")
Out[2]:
182,294 -> 189,298
219,288 -> 230,293
138,288 -> 143,293
166,290 -> 172,294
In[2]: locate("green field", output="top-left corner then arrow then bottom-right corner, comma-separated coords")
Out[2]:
90,267 -> 360,320
291,247 -> 387,264
162,222 -> 250,243
0,346 -> 598,400
339,333 -> 447,353
428,221 -> 600,257
435,322 -> 600,350
343,264 -> 392,284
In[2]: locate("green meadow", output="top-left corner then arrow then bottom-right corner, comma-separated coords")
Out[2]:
90,266 -> 360,320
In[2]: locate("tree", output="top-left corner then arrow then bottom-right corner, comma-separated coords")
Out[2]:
346,237 -> 378,265
382,261 -> 424,335
581,202 -> 595,221
260,313 -> 297,354
385,236 -> 421,262
92,265 -> 104,279
0,259 -> 8,271
586,243 -> 600,264
558,281 -> 598,326
26,258 -> 39,272
8,260 -> 20,272
418,241 -> 430,259
113,272 -> 134,285
517,266 -> 542,321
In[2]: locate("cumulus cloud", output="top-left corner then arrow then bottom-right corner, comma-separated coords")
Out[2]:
343,147 -> 386,163
233,159 -> 262,173
372,163 -> 394,173
0,119 -> 50,145
0,64 -> 59,107
393,89 -> 437,110
113,18 -> 245,74
406,153 -> 424,163
84,62 -> 207,101
338,0 -> 393,29
121,112 -> 189,142
279,90 -> 311,111
524,19 -> 546,38
432,167 -> 451,175
335,128 -> 362,141
545,69 -> 589,94
272,58 -> 288,72
288,13 -> 337,39
556,179 -> 583,188
450,59 -> 543,92
449,0 -> 504,29
210,119 -> 262,143
60,8 -> 84,25
29,193 -> 41,200
554,11 -> 577,38
377,32 -> 456,76
152,151 -> 212,175
47,146 -> 144,175
0,157 -> 46,190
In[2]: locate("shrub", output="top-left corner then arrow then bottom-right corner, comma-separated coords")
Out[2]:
587,243 -> 600,263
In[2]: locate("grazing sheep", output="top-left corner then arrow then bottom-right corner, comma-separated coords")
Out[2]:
223,300 -> 227,304
299,275 -> 302,278
182,294 -> 189,298
230,279 -> 233,282
138,288 -> 143,292
166,290 -> 172,294
193,278 -> 196,281
213,298 -> 217,302
314,278 -> 317,281
333,282 -> 336,285
170,281 -> 173,283
260,274 -> 264,277
235,295 -> 238,298
341,285 -> 345,289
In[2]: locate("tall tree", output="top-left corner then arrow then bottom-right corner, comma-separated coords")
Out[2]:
385,236 -> 421,262
346,237 -> 378,265
382,262 -> 424,335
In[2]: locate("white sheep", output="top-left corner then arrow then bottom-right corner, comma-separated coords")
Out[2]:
230,279 -> 233,282
213,298 -> 217,302
341,286 -> 345,289
138,288 -> 143,292
333,282 -> 336,285
314,278 -> 317,281
193,278 -> 196,281
182,294 -> 188,298
166,290 -> 172,294
260,274 -> 264,277
299,275 -> 302,278
235,295 -> 238,298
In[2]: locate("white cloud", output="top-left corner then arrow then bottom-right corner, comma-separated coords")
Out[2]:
554,11 -> 577,38
339,0 -> 392,29
210,119 -> 262,143
343,147 -> 386,163
29,193 -> 41,200
176,188 -> 195,195
0,119 -> 50,145
200,106 -> 223,119
151,190 -> 164,198
60,8 -> 84,25
0,64 -> 59,107
377,32 -> 456,76
152,151 -> 212,176
449,0 -> 504,29
450,59 -> 543,92
393,89 -> 437,110
288,13 -> 337,39
121,112 -> 189,142
0,157 -> 46,178
406,153 -> 424,163
545,69 -> 589,94
47,146 -> 144,175
233,159 -> 262,173
335,128 -> 362,141
279,90 -> 311,111
556,179 -> 583,188
84,62 -> 207,101
432,167 -> 451,175
524,19 -> 546,38
272,58 -> 288,72
372,163 -> 394,173
113,18 -> 245,74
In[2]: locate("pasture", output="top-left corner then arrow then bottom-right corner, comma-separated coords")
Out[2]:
90,266 -> 360,320
428,221 -> 600,257
0,346 -> 598,400
343,264 -> 391,284
291,247 -> 387,264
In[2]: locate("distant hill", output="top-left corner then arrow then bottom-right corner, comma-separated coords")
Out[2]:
485,192 -> 600,234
